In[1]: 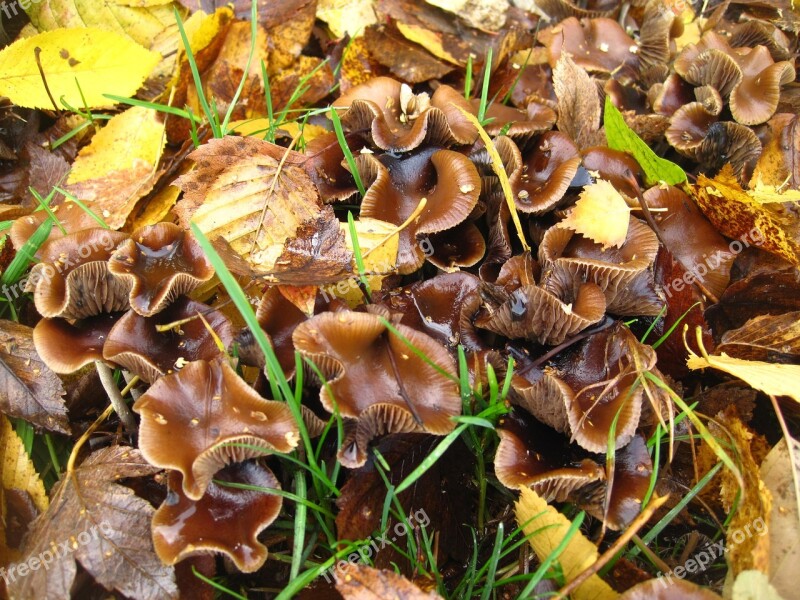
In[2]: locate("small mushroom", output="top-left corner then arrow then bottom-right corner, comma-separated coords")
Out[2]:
109,223 -> 215,317
470,100 -> 556,147
103,297 -> 234,384
27,229 -> 130,320
152,461 -> 282,572
134,359 -> 299,500
333,78 -> 477,152
292,310 -> 461,468
539,17 -> 639,74
695,121 -> 762,181
33,313 -> 123,374
581,147 -> 644,199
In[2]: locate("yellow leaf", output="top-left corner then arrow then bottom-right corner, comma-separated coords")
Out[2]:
516,487 -> 619,600
338,217 -> 399,307
686,326 -> 800,403
560,179 -> 631,249
0,28 -> 160,109
228,120 -> 328,143
396,22 -> 461,65
68,106 -> 165,184
316,0 -> 378,38
748,179 -> 800,204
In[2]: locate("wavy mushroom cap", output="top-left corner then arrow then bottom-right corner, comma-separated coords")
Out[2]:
33,313 -> 123,374
103,297 -> 234,384
109,223 -> 215,317
292,310 -> 461,468
650,73 -> 695,116
28,229 -> 130,320
356,147 -> 480,273
581,147 -> 644,198
470,99 -> 556,146
333,77 -> 478,152
152,461 -> 282,573
696,121 -> 762,181
666,102 -> 717,158
134,359 -> 299,500
540,17 -> 639,74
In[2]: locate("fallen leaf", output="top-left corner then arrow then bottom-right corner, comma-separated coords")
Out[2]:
364,24 -> 454,84
692,165 -> 800,267
426,0 -> 507,32
553,53 -> 601,150
559,179 -> 631,249
515,486 -> 619,600
731,570 -> 785,600
0,320 -> 68,433
717,312 -> 800,363
604,97 -> 687,186
317,0 -> 378,38
759,438 -> 800,599
6,446 -> 177,600
751,114 -> 800,191
686,326 -> 800,403
0,28 -> 160,109
335,563 -> 442,599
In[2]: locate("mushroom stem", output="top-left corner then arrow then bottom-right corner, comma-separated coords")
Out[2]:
95,360 -> 138,434
383,332 -> 424,427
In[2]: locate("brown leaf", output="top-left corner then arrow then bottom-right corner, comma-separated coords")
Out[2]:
364,24 -> 454,84
553,53 -> 601,149
335,563 -> 442,600
0,320 -> 68,433
717,311 -> 800,362
6,446 -> 177,600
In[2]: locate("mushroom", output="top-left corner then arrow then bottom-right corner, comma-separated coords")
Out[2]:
539,219 -> 662,316
103,297 -> 234,384
695,121 -> 762,182
134,359 -> 299,500
618,578 -> 723,599
152,461 -> 282,572
650,73 -> 695,117
33,313 -> 123,374
292,309 -> 461,468
333,78 -> 478,152
539,17 -> 639,74
355,147 -> 480,273
109,223 -> 215,317
27,229 -> 130,320
470,100 -> 556,147
581,147 -> 644,199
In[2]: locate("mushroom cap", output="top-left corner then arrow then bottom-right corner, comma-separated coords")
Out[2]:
426,222 -> 486,272
152,461 -> 282,572
103,297 -> 234,384
292,310 -> 461,468
666,102 -> 717,158
470,99 -> 556,146
302,132 -> 362,202
540,17 -> 639,74
581,147 -> 644,198
475,281 -> 607,346
333,78 -> 478,152
637,0 -> 678,72
729,46 -> 795,126
730,20 -> 793,62
33,313 -> 123,374
28,229 -> 130,320
650,73 -> 694,117
356,147 -> 480,273
134,359 -> 299,500
109,223 -> 215,317
695,121 -> 762,181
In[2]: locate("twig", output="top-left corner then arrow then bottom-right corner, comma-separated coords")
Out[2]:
95,361 -> 138,434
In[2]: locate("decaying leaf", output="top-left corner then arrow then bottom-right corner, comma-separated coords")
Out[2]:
553,53 -> 601,150
0,320 -> 68,433
6,446 -> 177,600
686,326 -> 800,403
515,486 -> 619,600
692,165 -> 800,267
335,563 -> 442,599
730,570 -> 784,600
559,179 -> 631,249
0,28 -> 160,109
717,312 -> 800,363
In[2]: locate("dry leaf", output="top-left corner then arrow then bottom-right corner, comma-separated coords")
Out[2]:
335,563 -> 442,599
686,326 -> 800,403
559,180 -> 631,249
692,165 -> 800,267
0,320 -> 68,433
426,0 -> 508,32
0,28 -> 160,109
515,487 -> 619,600
317,0 -> 378,38
717,312 -> 800,362
553,53 -> 601,150
6,446 -> 177,600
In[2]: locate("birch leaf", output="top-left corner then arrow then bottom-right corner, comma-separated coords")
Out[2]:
559,179 -> 631,250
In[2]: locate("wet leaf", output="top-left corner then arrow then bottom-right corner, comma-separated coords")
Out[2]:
553,54 -> 601,150
0,28 -> 160,109
515,487 -> 619,600
335,563 -> 442,599
0,320 -> 68,433
6,446 -> 177,600
604,97 -> 687,186
692,165 -> 800,267
559,180 -> 631,250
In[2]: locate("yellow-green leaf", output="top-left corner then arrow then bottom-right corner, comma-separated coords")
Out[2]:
0,28 -> 160,109
559,179 -> 631,250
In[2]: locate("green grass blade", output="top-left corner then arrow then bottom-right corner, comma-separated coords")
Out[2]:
330,107 -> 366,197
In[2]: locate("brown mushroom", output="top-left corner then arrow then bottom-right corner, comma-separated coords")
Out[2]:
103,297 -> 234,384
695,121 -> 762,181
109,223 -> 215,317
666,102 -> 718,159
618,578 -> 723,599
581,147 -> 644,199
470,99 -> 557,147
539,17 -> 639,74
333,78 -> 477,152
355,147 -> 480,273
292,309 -> 461,468
134,359 -> 299,500
27,229 -> 130,320
33,313 -> 123,374
650,73 -> 694,117
152,461 -> 282,572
